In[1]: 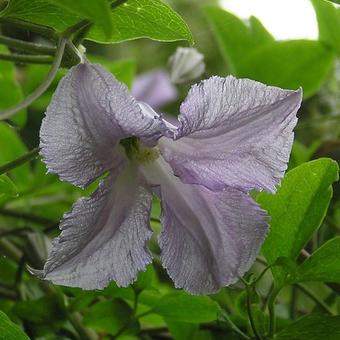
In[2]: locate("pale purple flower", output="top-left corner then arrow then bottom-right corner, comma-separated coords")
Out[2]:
33,62 -> 302,294
131,70 -> 178,109
169,47 -> 205,84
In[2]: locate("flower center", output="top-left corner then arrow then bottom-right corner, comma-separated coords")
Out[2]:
120,137 -> 159,164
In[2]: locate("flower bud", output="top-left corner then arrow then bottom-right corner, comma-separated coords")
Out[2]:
169,47 -> 205,84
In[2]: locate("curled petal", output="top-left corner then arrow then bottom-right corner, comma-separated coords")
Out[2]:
159,76 -> 302,193
31,166 -> 153,289
40,63 -> 166,188
132,70 -> 178,109
138,101 -> 177,141
140,157 -> 268,295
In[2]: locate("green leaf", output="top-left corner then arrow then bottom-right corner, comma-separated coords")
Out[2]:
53,0 -> 112,37
0,122 -> 32,189
152,293 -> 219,323
13,296 -> 66,324
0,256 -> 17,286
326,0 -> 340,4
312,0 -> 340,54
68,290 -> 98,312
204,7 -> 273,72
235,290 -> 259,319
0,310 -> 30,340
108,59 -> 136,88
88,0 -> 193,43
21,64 -> 67,113
0,174 -> 18,198
257,158 -> 339,285
133,265 -> 156,291
294,237 -> 340,283
0,46 -> 26,127
236,40 -> 335,98
249,16 -> 274,45
204,6 -> 335,97
87,56 -> 136,88
1,0 -> 81,32
275,314 -> 340,340
83,299 -> 132,335
204,6 -> 255,72
1,0 -> 193,43
289,140 -> 321,170
165,318 -> 199,340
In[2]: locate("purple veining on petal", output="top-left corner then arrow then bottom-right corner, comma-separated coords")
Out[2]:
33,165 -> 153,290
40,63 -> 170,188
139,156 -> 268,295
159,76 -> 302,194
137,101 -> 176,144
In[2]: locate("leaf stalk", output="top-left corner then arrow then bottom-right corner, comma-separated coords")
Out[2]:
0,52 -> 53,64
0,37 -> 66,119
0,147 -> 40,175
0,34 -> 56,55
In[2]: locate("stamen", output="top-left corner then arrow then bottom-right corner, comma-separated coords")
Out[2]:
120,137 -> 159,164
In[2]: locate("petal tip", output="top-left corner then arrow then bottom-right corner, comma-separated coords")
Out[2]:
27,265 -> 45,279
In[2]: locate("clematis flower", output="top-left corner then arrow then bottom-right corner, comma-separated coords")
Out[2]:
169,47 -> 205,84
132,70 -> 178,109
33,62 -> 302,294
132,47 -> 205,109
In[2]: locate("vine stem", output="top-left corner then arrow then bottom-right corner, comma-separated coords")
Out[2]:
220,310 -> 250,339
111,0 -> 129,9
0,285 -> 17,300
0,147 -> 40,175
0,34 -> 56,55
63,19 -> 91,37
133,289 -> 141,315
0,227 -> 32,238
245,284 -> 263,340
0,53 -> 52,64
0,17 -> 57,39
115,289 -> 142,338
39,283 -> 98,340
295,283 -> 334,315
0,238 -> 22,262
68,312 -> 98,340
136,310 -> 153,319
66,40 -> 86,63
0,37 -> 66,119
0,208 -> 56,227
267,286 -> 281,338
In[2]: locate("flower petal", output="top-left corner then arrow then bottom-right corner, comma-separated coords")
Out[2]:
159,76 -> 302,193
32,166 -> 153,289
169,47 -> 205,84
40,63 -> 165,188
140,157 -> 268,295
132,70 -> 178,109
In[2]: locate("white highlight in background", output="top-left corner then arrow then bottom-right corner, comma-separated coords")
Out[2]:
221,0 -> 319,40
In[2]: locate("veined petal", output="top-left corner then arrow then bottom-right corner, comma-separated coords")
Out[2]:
159,76 -> 302,193
32,166 -> 153,289
132,70 -> 178,109
140,157 -> 268,295
40,63 -> 166,188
